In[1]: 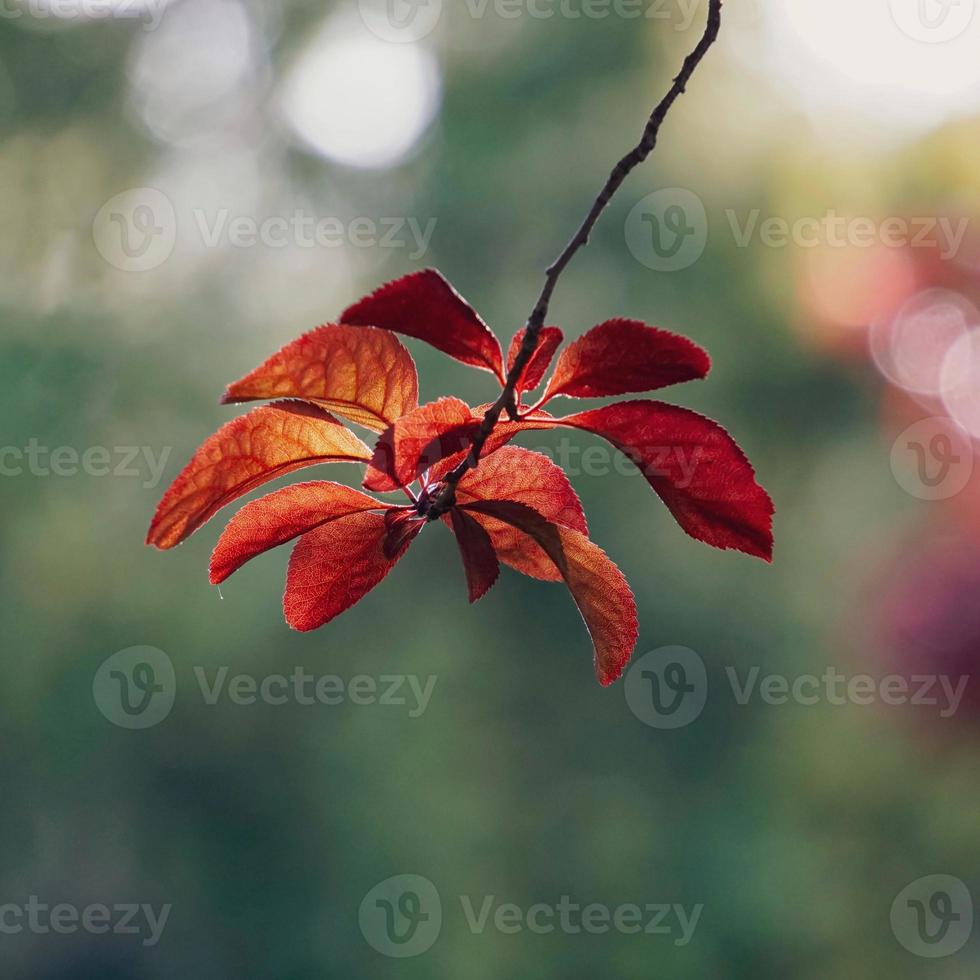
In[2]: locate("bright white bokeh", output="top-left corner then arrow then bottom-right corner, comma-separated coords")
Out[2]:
750,0 -> 980,141
278,18 -> 441,170
128,0 -> 260,147
870,289 -> 979,396
942,329 -> 980,437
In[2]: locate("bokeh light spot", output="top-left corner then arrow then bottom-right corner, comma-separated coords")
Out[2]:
279,20 -> 441,170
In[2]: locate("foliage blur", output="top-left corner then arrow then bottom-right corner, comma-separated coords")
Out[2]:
2,0 -> 980,976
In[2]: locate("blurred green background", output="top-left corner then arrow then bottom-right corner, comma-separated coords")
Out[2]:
4,0 -> 980,976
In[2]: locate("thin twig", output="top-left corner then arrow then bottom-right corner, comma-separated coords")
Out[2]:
424,0 -> 724,519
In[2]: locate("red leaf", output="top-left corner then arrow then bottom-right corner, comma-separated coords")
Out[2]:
147,402 -> 371,550
422,403 -> 558,486
506,326 -> 564,395
461,500 -> 638,685
541,319 -> 710,403
451,447 -> 588,581
341,269 -> 505,381
561,401 -> 773,561
364,396 -> 480,492
209,481 -> 391,585
394,400 -> 772,561
449,508 -> 500,602
284,510 -> 417,631
221,324 -> 418,432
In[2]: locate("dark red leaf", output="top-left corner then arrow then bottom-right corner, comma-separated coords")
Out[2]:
541,319 -> 710,403
147,402 -> 372,550
209,481 -> 391,585
461,500 -> 638,685
506,326 -> 564,395
449,508 -> 500,602
221,324 -> 418,432
561,401 -> 773,561
341,269 -> 505,381
383,507 -> 426,558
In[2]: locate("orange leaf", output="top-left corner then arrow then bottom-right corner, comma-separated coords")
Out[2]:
147,402 -> 371,550
209,481 -> 391,585
461,500 -> 638,685
221,324 -> 418,432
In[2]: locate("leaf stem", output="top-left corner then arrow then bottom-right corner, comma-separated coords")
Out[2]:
424,0 -> 724,519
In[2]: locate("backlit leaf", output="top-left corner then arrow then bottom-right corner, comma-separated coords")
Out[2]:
222,324 -> 418,432
147,402 -> 371,550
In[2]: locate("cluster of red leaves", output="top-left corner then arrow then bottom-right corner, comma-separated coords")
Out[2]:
147,270 -> 773,685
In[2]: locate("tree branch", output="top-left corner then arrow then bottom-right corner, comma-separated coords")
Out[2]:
424,0 -> 724,519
